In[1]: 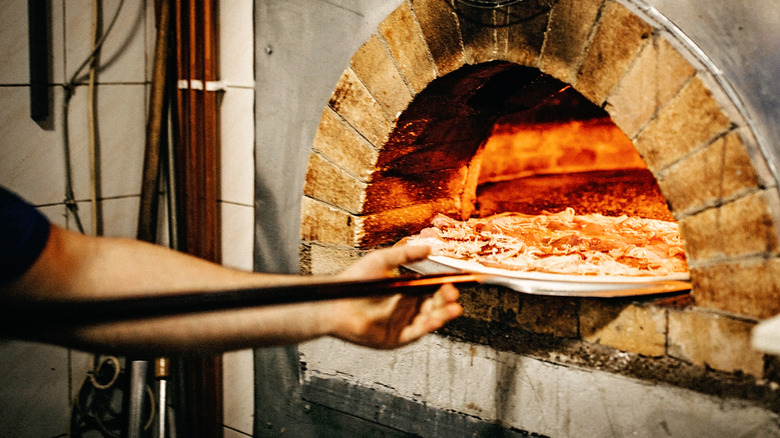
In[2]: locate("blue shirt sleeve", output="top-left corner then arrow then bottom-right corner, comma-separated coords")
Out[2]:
0,187 -> 51,285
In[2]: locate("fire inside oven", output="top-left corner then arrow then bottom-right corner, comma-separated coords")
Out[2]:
381,62 -> 685,278
474,84 -> 673,222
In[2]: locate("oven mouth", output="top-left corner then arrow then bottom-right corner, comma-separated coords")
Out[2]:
372,63 -> 677,224
375,64 -> 688,283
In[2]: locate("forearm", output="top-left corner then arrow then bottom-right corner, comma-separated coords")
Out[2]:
2,225 -> 460,354
3,225 -> 337,353
7,225 -> 314,301
37,301 -> 342,357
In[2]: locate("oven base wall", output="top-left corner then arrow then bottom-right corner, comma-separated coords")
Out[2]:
299,335 -> 780,438
301,376 -> 533,437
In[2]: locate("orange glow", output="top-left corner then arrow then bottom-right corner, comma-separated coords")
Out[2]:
477,117 -> 646,185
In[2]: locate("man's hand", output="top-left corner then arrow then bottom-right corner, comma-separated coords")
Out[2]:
330,245 -> 462,349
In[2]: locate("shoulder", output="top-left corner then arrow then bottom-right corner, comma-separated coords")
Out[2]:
0,186 -> 51,285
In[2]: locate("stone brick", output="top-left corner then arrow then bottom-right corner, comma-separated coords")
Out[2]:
575,1 -> 652,105
376,138 -> 482,175
606,36 -> 696,139
329,68 -> 394,147
515,294 -> 578,338
379,1 -> 437,94
458,284 -> 578,337
580,300 -> 667,357
667,307 -> 764,377
658,131 -> 759,215
417,113 -> 494,145
312,108 -> 379,182
307,244 -> 361,275
299,243 -> 312,274
382,118 -> 432,152
304,152 -> 366,214
634,76 -> 732,173
363,168 -> 467,214
690,257 -> 780,319
357,200 -> 461,248
457,6 -> 499,64
678,190 -> 778,262
496,1 -> 550,67
459,284 -> 520,323
350,35 -> 414,119
540,0 -> 603,83
300,196 -> 357,247
409,0 -> 466,76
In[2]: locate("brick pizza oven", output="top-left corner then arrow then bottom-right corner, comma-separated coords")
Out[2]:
294,0 -> 780,434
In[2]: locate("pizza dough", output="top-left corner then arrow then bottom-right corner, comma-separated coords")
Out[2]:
405,208 -> 688,278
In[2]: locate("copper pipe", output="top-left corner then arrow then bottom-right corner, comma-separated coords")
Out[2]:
172,1 -> 222,436
175,0 -> 219,263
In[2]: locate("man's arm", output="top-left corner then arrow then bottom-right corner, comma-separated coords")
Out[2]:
2,224 -> 461,356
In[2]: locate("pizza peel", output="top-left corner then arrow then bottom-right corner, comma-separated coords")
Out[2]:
1,273 -> 474,333
2,268 -> 688,334
401,257 -> 692,298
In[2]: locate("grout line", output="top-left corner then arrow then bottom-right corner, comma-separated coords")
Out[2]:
222,424 -> 253,437
219,199 -> 255,208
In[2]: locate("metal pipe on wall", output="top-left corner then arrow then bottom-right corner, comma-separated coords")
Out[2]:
132,0 -> 173,436
173,1 -> 222,437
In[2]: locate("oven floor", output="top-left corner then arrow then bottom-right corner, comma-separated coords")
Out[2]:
475,168 -> 674,221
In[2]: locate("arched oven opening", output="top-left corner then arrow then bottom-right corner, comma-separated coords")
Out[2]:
363,61 -> 684,281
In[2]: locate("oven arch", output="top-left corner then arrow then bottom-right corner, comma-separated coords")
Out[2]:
301,0 -> 780,319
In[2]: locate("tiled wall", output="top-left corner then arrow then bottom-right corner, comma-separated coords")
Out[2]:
0,1 -> 255,436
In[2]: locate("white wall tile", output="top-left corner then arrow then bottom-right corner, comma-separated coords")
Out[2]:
0,0 -> 33,84
0,342 -> 70,438
101,196 -> 141,238
39,200 -> 90,233
64,0 -> 148,84
220,87 -> 255,206
38,203 -> 70,228
0,0 -> 66,84
224,426 -> 253,438
52,0 -> 67,83
40,197 -> 143,237
221,202 -> 254,271
66,83 -> 147,200
223,349 -> 255,435
0,86 -> 67,204
145,0 -> 157,82
219,1 -> 255,88
220,3 -> 256,435
0,82 -> 146,207
69,350 -> 97,402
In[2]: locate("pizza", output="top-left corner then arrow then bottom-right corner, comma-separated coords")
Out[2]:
405,208 -> 688,278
